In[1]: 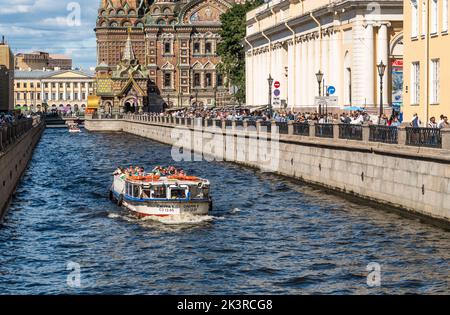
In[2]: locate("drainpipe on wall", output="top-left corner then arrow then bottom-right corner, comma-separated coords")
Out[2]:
310,11 -> 323,73
425,0 -> 430,124
245,37 -> 254,107
285,22 -> 296,112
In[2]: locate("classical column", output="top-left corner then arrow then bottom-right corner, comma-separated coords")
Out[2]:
330,29 -> 341,105
63,83 -> 67,101
363,22 -> 375,107
300,38 -> 307,107
56,82 -> 60,104
70,82 -> 74,101
78,82 -> 82,101
377,22 -> 390,107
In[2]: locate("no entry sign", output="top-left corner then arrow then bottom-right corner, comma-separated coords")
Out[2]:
274,81 -> 280,89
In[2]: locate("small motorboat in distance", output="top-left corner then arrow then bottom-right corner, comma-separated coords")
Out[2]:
109,166 -> 212,218
68,123 -> 81,133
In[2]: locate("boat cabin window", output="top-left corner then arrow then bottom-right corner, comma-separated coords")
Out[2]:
152,186 -> 167,199
170,187 -> 187,200
142,186 -> 151,199
126,183 -> 141,198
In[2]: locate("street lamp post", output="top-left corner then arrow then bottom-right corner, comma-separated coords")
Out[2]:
267,74 -> 274,118
377,60 -> 387,120
315,70 -> 324,115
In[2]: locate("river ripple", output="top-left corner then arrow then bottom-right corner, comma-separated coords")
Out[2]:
0,128 -> 449,294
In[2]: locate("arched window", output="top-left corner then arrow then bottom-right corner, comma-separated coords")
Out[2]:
157,19 -> 166,25
153,7 -> 161,14
128,9 -> 136,16
163,7 -> 172,15
110,21 -> 118,27
135,22 -> 144,28
117,9 -> 125,16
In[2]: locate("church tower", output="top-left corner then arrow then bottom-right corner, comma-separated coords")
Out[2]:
95,0 -> 238,112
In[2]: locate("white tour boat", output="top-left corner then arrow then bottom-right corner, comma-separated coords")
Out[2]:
109,170 -> 212,218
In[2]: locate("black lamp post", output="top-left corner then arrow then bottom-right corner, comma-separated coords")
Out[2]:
377,60 -> 386,119
316,70 -> 324,115
315,70 -> 324,96
267,74 -> 274,118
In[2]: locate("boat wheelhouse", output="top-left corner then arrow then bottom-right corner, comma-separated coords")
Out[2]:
110,172 -> 212,217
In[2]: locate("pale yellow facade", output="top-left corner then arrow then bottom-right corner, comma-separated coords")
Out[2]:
403,0 -> 450,123
245,0 -> 404,112
14,70 -> 94,112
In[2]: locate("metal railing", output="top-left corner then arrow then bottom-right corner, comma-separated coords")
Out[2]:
215,120 -> 223,128
293,123 -> 310,136
369,125 -> 399,144
246,120 -> 257,128
339,124 -> 363,141
0,118 -> 35,152
276,122 -> 289,134
259,121 -> 272,133
406,127 -> 442,148
315,123 -> 334,138
207,119 -> 214,127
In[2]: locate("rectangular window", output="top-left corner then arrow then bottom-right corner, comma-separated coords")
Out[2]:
430,59 -> 440,103
37,93 -> 41,100
37,83 -> 41,88
52,93 -> 56,100
52,83 -> 56,88
24,83 -> 27,88
217,73 -> 223,87
444,0 -> 449,32
164,73 -> 172,88
74,92 -> 78,100
205,73 -> 212,87
164,42 -> 171,55
194,73 -> 201,87
205,42 -> 212,54
422,1 -> 427,36
30,83 -> 34,88
411,0 -> 419,37
16,92 -> 20,100
45,93 -> 49,100
16,82 -> 20,88
411,62 -> 420,104
431,0 -> 438,34
59,93 -> 63,100
30,92 -> 34,99
82,92 -> 86,100
193,42 -> 200,54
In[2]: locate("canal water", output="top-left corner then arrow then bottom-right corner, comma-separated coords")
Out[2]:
0,128 -> 449,295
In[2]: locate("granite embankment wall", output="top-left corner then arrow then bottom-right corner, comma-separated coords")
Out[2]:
86,118 -> 450,227
0,120 -> 45,220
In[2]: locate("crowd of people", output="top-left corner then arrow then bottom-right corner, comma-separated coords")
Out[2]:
113,165 -> 186,178
0,112 -> 26,127
137,106 -> 450,130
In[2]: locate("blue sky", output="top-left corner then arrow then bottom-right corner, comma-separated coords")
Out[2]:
0,0 -> 98,69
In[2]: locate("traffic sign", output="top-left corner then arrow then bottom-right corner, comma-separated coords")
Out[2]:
274,89 -> 281,97
274,81 -> 280,89
327,86 -> 336,95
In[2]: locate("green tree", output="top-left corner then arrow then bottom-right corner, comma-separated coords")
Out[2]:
217,0 -> 263,105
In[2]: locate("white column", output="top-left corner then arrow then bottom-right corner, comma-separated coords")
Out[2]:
330,30 -> 341,106
56,82 -> 60,103
377,23 -> 389,106
300,38 -> 307,107
70,82 -> 74,101
322,32 -> 329,94
364,23 -> 375,107
63,83 -> 67,101
78,82 -> 82,101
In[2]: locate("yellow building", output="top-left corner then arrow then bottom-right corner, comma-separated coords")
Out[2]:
403,0 -> 450,123
0,37 -> 14,111
245,0 -> 404,112
14,70 -> 94,113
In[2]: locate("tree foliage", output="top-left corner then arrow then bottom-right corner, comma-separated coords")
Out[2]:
217,0 -> 263,104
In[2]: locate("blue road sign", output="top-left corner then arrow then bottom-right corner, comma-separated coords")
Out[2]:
274,89 -> 281,97
327,86 -> 336,95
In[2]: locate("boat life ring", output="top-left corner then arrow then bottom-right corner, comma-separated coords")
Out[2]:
167,175 -> 200,181
128,175 -> 160,182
